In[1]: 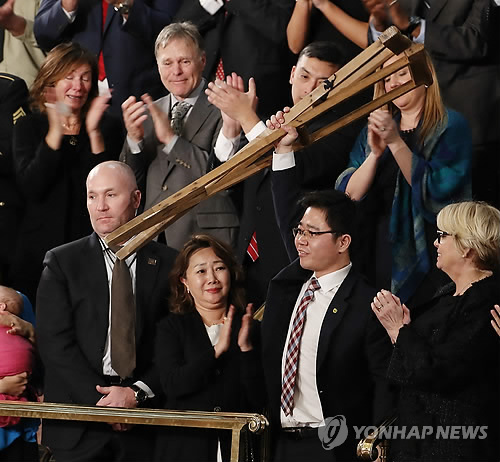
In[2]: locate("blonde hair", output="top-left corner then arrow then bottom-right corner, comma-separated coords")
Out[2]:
373,50 -> 446,145
437,201 -> 500,271
154,21 -> 204,59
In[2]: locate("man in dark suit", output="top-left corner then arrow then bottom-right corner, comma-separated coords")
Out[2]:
120,21 -> 239,251
36,161 -> 177,461
34,0 -> 181,119
205,42 -> 366,306
0,73 -> 28,285
261,189 -> 393,462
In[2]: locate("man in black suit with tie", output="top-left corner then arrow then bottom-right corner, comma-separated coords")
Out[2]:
36,161 -> 177,461
261,189 -> 393,462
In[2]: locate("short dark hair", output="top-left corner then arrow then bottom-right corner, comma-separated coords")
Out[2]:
168,234 -> 246,314
298,190 -> 356,239
297,41 -> 345,68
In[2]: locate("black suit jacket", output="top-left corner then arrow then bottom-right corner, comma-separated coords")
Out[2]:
0,73 -> 28,283
262,261 -> 394,460
155,310 -> 263,461
36,233 -> 177,450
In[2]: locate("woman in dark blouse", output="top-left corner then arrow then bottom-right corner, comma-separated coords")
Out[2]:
372,201 -> 500,461
10,43 -> 120,303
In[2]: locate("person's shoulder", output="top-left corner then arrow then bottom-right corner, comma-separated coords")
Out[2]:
47,234 -> 94,259
141,240 -> 178,261
444,108 -> 469,129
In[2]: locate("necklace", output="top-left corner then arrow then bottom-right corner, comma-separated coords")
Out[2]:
454,271 -> 492,296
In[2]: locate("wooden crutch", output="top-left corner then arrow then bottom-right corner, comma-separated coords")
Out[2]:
106,27 -> 432,259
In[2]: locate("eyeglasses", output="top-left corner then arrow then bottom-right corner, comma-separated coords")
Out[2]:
292,227 -> 336,240
436,230 -> 451,244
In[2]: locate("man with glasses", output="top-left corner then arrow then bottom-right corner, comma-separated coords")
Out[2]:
261,189 -> 393,462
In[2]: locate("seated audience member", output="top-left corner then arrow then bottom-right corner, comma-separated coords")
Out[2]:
492,304 -> 500,337
206,42 -> 364,305
9,42 -> 121,304
261,190 -> 393,462
0,0 -> 46,87
120,22 -> 239,251
335,50 -> 471,305
0,73 -> 29,286
36,161 -> 177,462
155,234 -> 262,462
0,287 -> 38,462
34,0 -> 180,119
372,201 -> 500,461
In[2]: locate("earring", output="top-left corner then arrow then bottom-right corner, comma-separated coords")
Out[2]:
186,287 -> 190,294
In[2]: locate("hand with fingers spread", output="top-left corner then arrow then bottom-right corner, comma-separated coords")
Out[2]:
238,304 -> 254,352
206,73 -> 259,135
266,107 -> 298,154
371,289 -> 409,343
491,305 -> 500,337
122,95 -> 148,143
141,93 -> 175,145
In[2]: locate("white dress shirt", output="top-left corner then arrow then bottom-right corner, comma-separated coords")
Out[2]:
280,263 -> 352,427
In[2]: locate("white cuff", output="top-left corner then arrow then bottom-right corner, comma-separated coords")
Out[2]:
272,152 -> 295,171
413,19 -> 425,44
133,381 -> 154,398
246,121 -> 266,142
215,131 -> 240,162
127,136 -> 144,154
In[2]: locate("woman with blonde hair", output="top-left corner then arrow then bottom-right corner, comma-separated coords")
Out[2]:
9,42 -> 121,303
336,51 -> 472,304
372,201 -> 500,461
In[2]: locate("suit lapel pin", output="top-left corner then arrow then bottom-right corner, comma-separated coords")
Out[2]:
332,308 -> 338,314
148,258 -> 157,266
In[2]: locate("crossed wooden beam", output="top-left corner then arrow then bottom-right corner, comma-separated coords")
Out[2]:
106,27 -> 432,259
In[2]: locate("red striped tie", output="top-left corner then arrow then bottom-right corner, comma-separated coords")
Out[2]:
281,277 -> 321,416
246,231 -> 259,262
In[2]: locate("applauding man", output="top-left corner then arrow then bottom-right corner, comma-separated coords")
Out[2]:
120,21 -> 239,251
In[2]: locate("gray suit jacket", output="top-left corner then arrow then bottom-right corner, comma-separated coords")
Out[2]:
120,90 -> 239,250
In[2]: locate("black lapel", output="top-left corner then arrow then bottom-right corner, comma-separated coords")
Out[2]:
135,243 -> 162,341
84,233 -> 110,346
316,269 -> 358,369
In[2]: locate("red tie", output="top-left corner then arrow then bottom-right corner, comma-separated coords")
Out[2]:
246,231 -> 259,262
98,1 -> 109,81
281,277 -> 321,416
